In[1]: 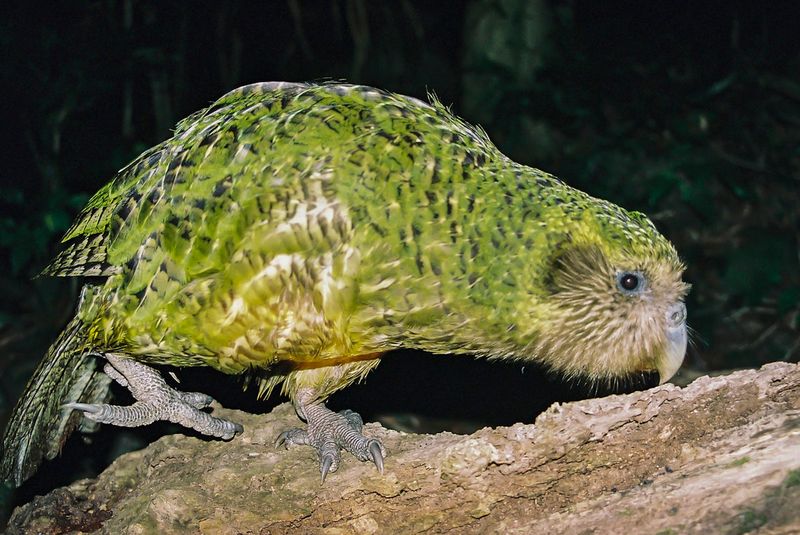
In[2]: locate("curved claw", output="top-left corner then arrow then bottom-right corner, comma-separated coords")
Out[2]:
320,454 -> 335,483
369,441 -> 384,473
275,428 -> 308,449
181,392 -> 215,409
63,402 -> 100,415
275,431 -> 290,449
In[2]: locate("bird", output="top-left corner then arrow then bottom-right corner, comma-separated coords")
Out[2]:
0,82 -> 689,486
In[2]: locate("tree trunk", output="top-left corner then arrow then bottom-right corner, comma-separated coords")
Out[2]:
7,362 -> 800,534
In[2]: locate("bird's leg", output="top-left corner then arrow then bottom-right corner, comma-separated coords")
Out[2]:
276,388 -> 385,481
65,354 -> 243,439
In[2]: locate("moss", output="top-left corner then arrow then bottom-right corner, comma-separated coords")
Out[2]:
725,456 -> 751,468
783,468 -> 800,488
733,510 -> 767,534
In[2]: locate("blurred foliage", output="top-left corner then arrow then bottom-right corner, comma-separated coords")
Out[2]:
0,0 -> 799,524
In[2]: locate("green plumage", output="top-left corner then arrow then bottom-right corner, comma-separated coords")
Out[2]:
3,82 -> 688,485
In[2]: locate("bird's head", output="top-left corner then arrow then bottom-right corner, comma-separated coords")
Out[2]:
523,201 -> 689,385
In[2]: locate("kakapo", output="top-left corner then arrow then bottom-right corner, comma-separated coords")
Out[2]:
1,82 -> 689,485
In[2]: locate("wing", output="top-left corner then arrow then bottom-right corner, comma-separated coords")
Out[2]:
41,82 -> 314,279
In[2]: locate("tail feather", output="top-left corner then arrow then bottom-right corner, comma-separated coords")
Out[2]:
0,316 -> 111,487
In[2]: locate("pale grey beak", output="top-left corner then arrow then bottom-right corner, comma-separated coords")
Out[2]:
659,302 -> 687,384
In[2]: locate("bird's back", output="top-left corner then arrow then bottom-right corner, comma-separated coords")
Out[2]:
45,82 -> 497,373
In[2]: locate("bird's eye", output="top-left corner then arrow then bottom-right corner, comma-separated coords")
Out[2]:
617,271 -> 645,294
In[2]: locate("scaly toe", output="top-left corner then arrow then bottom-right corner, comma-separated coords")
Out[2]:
338,409 -> 364,431
282,403 -> 386,479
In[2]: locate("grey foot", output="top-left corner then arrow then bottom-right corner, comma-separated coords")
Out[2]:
65,354 -> 243,439
276,405 -> 385,482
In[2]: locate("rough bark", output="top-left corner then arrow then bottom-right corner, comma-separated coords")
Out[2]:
7,362 -> 800,535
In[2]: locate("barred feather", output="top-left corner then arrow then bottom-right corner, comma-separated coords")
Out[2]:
0,288 -> 111,486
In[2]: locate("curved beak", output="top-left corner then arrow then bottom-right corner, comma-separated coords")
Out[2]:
659,302 -> 687,384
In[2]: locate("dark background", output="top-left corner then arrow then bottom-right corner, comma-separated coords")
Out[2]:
1,0 -> 798,524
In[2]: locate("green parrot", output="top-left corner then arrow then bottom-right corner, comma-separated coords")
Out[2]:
1,82 -> 689,485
